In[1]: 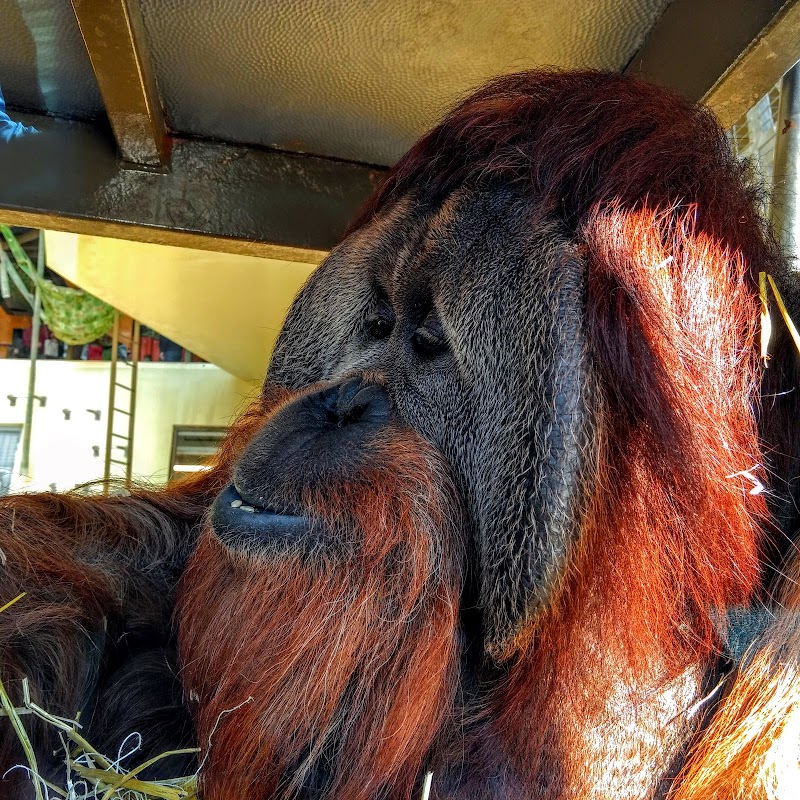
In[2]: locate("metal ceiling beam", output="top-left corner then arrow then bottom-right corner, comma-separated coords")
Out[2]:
70,0 -> 168,168
0,113 -> 382,264
705,1 -> 800,128
625,0 -> 800,128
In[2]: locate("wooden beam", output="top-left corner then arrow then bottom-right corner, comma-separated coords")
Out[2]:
70,0 -> 168,167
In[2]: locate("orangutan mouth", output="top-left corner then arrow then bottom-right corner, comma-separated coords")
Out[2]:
211,484 -> 311,545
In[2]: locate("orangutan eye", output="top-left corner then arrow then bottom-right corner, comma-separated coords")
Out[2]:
365,299 -> 395,340
413,312 -> 447,357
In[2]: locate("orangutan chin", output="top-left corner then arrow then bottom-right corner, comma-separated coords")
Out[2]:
179,378 -> 464,800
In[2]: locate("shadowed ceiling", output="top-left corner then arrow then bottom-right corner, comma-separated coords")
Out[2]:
1,0 -> 669,165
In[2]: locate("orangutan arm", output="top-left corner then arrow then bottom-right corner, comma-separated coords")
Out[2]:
0,404 -> 268,795
0,484 -> 211,793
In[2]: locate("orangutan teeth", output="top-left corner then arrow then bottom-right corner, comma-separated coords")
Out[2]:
225,485 -> 275,515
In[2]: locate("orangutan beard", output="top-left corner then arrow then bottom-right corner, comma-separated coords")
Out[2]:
177,428 -> 464,800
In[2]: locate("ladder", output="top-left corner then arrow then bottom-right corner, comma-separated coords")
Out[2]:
103,311 -> 140,492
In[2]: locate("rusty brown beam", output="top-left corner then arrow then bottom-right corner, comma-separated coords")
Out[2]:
70,0 -> 167,168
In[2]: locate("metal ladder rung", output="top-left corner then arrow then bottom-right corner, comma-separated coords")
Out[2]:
103,312 -> 140,494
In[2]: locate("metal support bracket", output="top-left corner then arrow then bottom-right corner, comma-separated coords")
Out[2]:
70,0 -> 168,168
0,113 -> 380,261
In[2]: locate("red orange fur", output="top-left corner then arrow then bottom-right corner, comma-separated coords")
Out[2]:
1,70 -> 799,799
489,206 -> 769,797
178,397 -> 465,800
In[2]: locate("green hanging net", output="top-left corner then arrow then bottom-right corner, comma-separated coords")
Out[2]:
0,225 -> 115,345
37,281 -> 116,345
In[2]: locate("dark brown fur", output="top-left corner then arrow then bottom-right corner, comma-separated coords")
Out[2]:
0,404 -> 264,794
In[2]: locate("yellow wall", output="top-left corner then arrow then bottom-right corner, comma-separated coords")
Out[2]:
0,360 -> 258,491
45,231 -> 318,381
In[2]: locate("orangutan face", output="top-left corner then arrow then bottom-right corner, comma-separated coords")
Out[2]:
266,183 -> 594,655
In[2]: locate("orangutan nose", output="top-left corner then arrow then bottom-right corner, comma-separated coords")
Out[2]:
318,377 -> 391,428
226,377 -> 392,520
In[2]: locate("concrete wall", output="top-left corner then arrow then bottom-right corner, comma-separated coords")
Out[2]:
0,360 -> 258,492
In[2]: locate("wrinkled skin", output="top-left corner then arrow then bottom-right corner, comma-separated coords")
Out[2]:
269,184 -> 593,655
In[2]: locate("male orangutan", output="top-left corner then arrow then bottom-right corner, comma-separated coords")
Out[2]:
1,70 -> 799,800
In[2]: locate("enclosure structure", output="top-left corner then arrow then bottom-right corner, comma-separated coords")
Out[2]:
1,0 -> 800,258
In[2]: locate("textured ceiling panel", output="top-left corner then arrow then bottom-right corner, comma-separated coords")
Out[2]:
0,0 -> 103,118
138,0 -> 671,165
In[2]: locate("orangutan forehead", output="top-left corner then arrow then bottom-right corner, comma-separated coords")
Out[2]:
342,182 -> 543,297
267,178 -> 581,390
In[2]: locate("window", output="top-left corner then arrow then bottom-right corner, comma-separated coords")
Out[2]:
728,82 -> 782,205
0,425 -> 22,496
169,426 -> 227,481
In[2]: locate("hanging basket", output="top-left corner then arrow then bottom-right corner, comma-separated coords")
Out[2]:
0,225 -> 115,345
38,282 -> 116,346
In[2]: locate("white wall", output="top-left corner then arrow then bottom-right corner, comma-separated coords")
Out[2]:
0,360 -> 259,491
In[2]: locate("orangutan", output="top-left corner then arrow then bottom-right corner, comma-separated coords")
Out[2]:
0,70 -> 798,800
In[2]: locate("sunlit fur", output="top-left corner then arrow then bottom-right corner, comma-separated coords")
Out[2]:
178,388 -> 464,800
483,207 -> 768,798
330,70 -> 793,796
671,557 -> 800,800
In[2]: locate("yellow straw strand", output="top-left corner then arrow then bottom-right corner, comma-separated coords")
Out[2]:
0,673 -> 44,800
98,748 -> 200,800
759,271 -> 772,364
0,592 -> 26,615
767,274 -> 800,357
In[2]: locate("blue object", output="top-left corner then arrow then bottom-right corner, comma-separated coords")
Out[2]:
0,83 -> 38,143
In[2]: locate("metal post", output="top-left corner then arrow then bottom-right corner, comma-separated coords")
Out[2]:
19,231 -> 45,476
771,61 -> 800,262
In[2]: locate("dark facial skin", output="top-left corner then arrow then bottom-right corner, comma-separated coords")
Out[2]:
212,378 -> 393,554
267,182 -> 594,655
